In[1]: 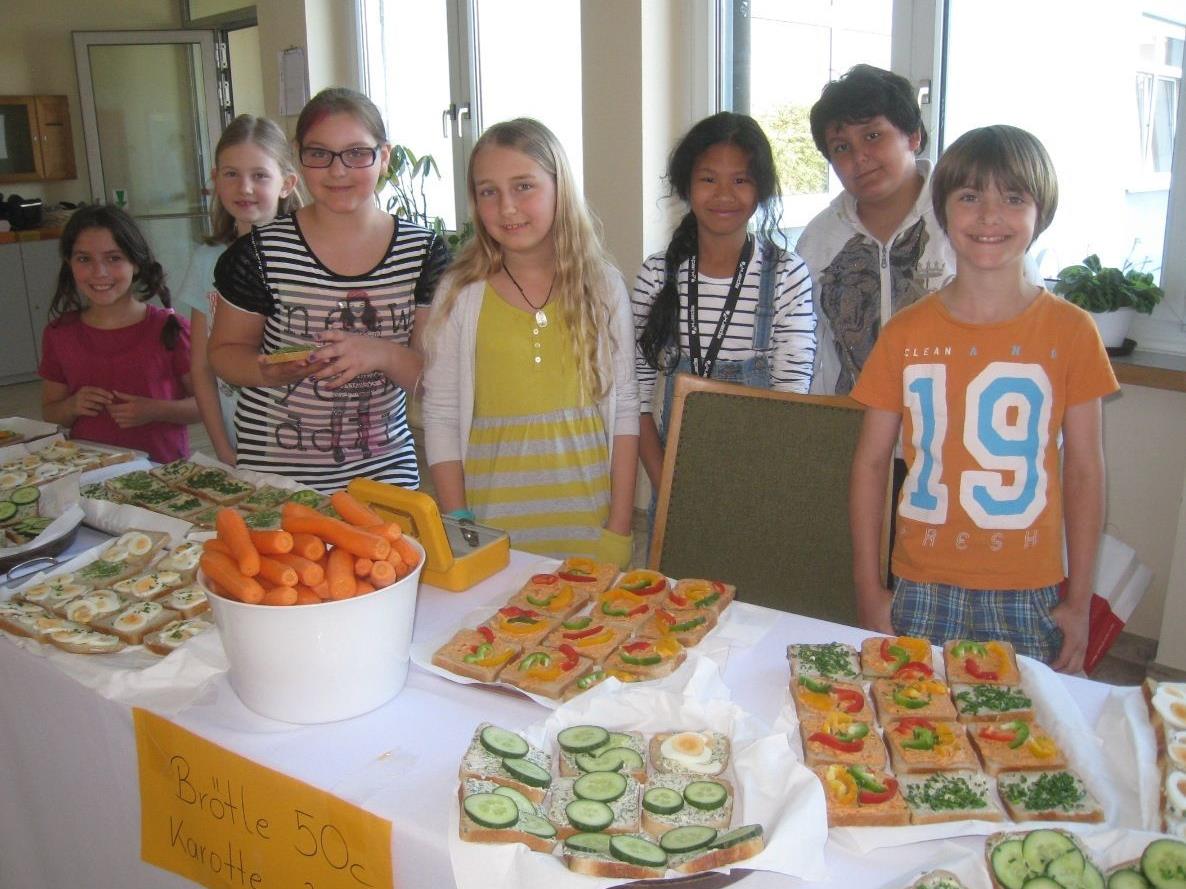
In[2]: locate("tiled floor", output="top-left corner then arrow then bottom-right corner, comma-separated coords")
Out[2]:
3,378 -> 1179,687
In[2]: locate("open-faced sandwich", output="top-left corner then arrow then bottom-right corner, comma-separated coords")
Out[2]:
952,684 -> 1035,723
459,724 -> 553,805
603,636 -> 685,680
649,730 -> 730,778
872,676 -> 958,722
641,773 -> 734,836
861,635 -> 934,678
944,640 -> 1022,685
884,718 -> 980,774
545,773 -> 643,839
555,726 -> 647,783
799,712 -> 888,770
667,578 -> 735,616
814,763 -> 909,827
553,556 -> 619,596
968,720 -> 1066,776
788,642 -> 861,682
792,675 -> 875,722
906,870 -> 971,889
458,778 -> 558,853
985,829 -> 1102,889
995,770 -> 1104,823
506,573 -> 590,621
898,770 -> 1004,824
1144,679 -> 1186,836
500,645 -> 595,700
635,604 -> 717,647
543,617 -> 631,663
432,627 -> 521,683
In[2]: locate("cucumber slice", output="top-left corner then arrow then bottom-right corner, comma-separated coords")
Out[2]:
0,502 -> 16,523
609,835 -> 667,869
684,780 -> 728,811
659,825 -> 717,854
1142,838 -> 1186,889
643,786 -> 684,816
1024,831 -> 1079,875
10,486 -> 39,506
993,839 -> 1034,889
1047,849 -> 1086,889
1025,879 -> 1070,889
565,799 -> 614,832
502,757 -> 551,788
1083,864 -> 1106,889
1109,870 -> 1151,889
557,725 -> 610,754
462,792 -> 519,829
711,824 -> 763,850
604,731 -> 634,750
575,746 -> 645,773
492,785 -> 536,814
479,725 -> 529,759
573,771 -> 627,803
518,813 -> 557,839
565,832 -> 612,855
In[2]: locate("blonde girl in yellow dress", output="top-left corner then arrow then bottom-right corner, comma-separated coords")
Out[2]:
422,118 -> 639,567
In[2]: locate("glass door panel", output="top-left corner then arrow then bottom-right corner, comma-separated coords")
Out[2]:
74,31 -> 220,292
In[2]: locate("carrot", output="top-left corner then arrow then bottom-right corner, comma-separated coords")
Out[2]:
270,552 -> 324,586
366,521 -> 404,544
200,551 -> 265,604
294,586 -> 321,605
330,491 -> 385,528
248,529 -> 293,555
354,557 -> 373,577
368,559 -> 396,587
261,585 -> 298,606
290,532 -> 325,561
354,578 -> 376,596
281,502 -> 391,560
326,546 -> 356,600
392,536 -> 421,570
216,508 -> 260,577
311,579 -> 331,600
256,555 -> 299,588
203,537 -> 232,557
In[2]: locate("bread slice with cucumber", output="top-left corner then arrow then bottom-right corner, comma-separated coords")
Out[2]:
986,829 -> 1104,889
562,832 -> 668,880
668,823 -> 765,875
457,777 -> 558,853
555,726 -> 648,782
641,773 -> 734,837
459,724 -> 554,804
544,774 -> 642,839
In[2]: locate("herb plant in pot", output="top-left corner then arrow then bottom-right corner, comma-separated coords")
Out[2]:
1051,254 -> 1164,350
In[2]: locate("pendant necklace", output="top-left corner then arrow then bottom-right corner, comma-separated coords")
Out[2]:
504,266 -> 554,328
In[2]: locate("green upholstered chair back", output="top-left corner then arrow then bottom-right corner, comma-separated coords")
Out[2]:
650,374 -> 881,626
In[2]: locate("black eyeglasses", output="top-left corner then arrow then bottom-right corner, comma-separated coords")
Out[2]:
299,146 -> 380,169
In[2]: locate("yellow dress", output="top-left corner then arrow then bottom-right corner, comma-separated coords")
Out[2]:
464,285 -> 610,558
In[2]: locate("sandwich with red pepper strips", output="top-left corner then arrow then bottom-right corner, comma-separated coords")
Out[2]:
813,763 -> 910,827
792,675 -> 875,723
967,720 -> 1067,776
432,626 -> 523,683
883,718 -> 980,774
500,644 -> 596,699
553,556 -> 620,596
871,676 -> 959,721
634,603 -> 718,646
505,573 -> 590,621
860,635 -> 935,679
604,635 -> 686,679
943,640 -> 1021,686
482,605 -> 559,647
542,616 -> 631,663
666,578 -> 735,617
799,712 -> 888,770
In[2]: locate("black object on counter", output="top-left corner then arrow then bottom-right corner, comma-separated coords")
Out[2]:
1,194 -> 44,230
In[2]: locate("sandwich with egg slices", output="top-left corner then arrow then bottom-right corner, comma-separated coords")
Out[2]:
1143,679 -> 1186,834
649,730 -> 730,778
92,599 -> 181,645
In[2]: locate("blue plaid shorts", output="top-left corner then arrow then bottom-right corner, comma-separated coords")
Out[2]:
890,579 -> 1064,664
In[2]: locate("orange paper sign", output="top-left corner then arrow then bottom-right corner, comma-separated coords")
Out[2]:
134,708 -> 393,889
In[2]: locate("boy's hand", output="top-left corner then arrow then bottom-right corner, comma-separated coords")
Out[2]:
107,392 -> 154,428
1049,599 -> 1090,674
856,582 -> 895,634
70,386 -> 113,419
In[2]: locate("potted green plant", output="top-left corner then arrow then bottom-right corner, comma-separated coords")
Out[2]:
1051,254 -> 1164,348
376,144 -> 472,249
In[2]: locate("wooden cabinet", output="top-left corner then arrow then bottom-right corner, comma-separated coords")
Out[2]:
0,238 -> 60,383
0,96 -> 77,183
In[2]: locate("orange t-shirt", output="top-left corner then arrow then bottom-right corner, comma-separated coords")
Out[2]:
851,291 -> 1118,590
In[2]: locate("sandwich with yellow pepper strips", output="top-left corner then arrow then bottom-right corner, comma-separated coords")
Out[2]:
883,718 -> 980,774
666,578 -> 735,617
543,616 -> 632,663
943,640 -> 1022,686
603,634 -> 686,680
872,675 -> 959,722
501,644 -> 596,699
967,720 -> 1067,776
792,675 -> 875,723
506,573 -> 590,621
799,710 -> 888,769
432,626 -> 522,683
861,635 -> 934,678
554,556 -> 620,596
812,763 -> 910,827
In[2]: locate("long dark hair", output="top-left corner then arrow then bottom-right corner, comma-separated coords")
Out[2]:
51,205 -> 182,350
638,112 -> 784,371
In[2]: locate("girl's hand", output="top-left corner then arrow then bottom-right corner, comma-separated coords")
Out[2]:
1049,599 -> 1090,674
255,353 -> 329,388
107,392 -> 156,428
856,581 -> 895,634
311,330 -> 391,390
70,386 -> 114,419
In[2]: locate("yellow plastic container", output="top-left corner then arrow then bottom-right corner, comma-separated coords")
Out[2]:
346,478 -> 509,591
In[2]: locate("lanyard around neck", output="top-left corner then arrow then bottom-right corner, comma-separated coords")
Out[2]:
686,234 -> 755,378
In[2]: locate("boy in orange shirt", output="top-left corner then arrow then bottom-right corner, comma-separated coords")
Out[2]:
848,125 -> 1118,674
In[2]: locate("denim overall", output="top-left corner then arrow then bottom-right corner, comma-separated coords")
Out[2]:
646,244 -> 778,541
657,242 -> 778,444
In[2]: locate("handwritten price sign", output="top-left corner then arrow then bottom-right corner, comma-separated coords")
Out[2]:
134,709 -> 393,889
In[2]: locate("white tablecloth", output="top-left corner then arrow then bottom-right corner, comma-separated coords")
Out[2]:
0,549 -> 1120,889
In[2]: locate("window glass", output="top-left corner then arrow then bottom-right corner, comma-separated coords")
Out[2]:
724,0 -> 893,238
944,1 -> 1184,286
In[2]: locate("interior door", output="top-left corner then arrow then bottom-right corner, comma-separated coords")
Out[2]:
73,30 -> 222,289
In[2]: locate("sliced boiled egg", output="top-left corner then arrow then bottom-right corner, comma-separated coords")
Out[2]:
1168,731 -> 1186,771
1159,684 -> 1186,702
0,470 -> 28,488
1154,690 -> 1186,731
104,545 -> 130,564
1166,771 -> 1186,817
115,612 -> 148,631
660,731 -> 715,772
33,461 -> 64,481
118,532 -> 154,557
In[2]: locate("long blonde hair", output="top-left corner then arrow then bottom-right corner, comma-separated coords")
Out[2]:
427,118 -> 615,401
207,114 -> 302,245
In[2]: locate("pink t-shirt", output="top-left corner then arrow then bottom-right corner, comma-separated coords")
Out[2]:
38,305 -> 191,463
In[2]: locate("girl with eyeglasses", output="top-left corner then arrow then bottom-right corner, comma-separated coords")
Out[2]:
210,88 -> 449,492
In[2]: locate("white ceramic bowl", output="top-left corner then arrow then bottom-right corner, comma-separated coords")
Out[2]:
201,536 -> 424,724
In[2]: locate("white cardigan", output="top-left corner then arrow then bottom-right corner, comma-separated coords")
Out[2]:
421,267 -> 640,468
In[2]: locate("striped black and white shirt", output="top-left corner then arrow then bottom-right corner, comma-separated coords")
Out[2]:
214,214 -> 448,492
631,245 -> 817,413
